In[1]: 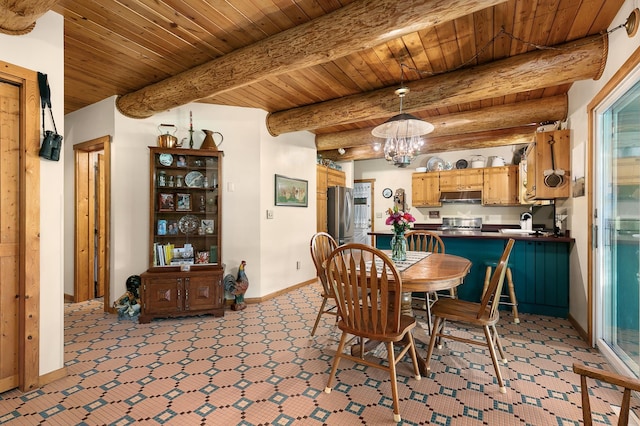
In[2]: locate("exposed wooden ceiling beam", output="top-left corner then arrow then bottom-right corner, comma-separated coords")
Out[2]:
115,0 -> 508,118
321,125 -> 536,162
316,94 -> 567,151
267,34 -> 606,135
0,0 -> 60,34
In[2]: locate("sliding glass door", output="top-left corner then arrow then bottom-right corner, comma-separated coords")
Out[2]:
594,70 -> 640,378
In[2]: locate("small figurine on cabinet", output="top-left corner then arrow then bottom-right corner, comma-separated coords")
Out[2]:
223,261 -> 249,311
114,275 -> 141,320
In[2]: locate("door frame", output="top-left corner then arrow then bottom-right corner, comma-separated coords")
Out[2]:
0,61 -> 41,392
587,43 -> 640,346
354,179 -> 375,243
74,136 -> 111,311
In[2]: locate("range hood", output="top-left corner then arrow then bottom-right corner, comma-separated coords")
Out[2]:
439,190 -> 482,204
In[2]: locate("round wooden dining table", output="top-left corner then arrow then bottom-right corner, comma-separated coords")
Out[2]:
398,252 -> 471,290
358,251 -> 472,375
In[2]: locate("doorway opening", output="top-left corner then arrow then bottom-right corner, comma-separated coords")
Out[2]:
354,180 -> 375,245
74,136 -> 111,311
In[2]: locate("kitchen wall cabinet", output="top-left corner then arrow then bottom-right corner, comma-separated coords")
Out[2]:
316,164 -> 345,232
439,168 -> 483,191
483,165 -> 520,205
139,269 -> 224,323
525,129 -> 571,200
141,147 -> 225,322
411,172 -> 441,207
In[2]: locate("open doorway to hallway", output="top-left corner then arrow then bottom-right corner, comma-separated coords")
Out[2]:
73,136 -> 111,312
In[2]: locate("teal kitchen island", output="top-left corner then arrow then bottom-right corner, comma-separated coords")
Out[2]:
371,231 -> 574,318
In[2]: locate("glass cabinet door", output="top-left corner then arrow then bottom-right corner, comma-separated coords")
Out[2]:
149,147 -> 221,269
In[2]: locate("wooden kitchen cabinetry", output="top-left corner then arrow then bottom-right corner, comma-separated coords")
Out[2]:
411,172 -> 441,207
316,164 -> 345,232
140,147 -> 225,322
483,165 -> 520,205
439,168 -> 483,191
525,129 -> 571,200
139,269 -> 224,323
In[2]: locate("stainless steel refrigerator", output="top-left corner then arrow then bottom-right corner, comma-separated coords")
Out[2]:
327,186 -> 354,245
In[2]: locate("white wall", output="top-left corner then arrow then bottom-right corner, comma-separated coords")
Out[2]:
260,128 -> 318,295
0,12 -> 65,375
354,145 -> 528,233
64,100 -> 317,304
565,0 -> 640,331
63,97 -> 116,295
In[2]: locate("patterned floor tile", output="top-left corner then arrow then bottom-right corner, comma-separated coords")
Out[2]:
1,283 -> 639,424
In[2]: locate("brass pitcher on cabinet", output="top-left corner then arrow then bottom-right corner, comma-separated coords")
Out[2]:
200,129 -> 223,151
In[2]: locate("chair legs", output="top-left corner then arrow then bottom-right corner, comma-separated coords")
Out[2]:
424,316 -> 508,393
424,316 -> 442,374
311,294 -> 337,336
413,290 -> 455,334
483,325 -> 507,393
324,332 -> 348,393
386,342 -> 402,423
325,331 -> 421,423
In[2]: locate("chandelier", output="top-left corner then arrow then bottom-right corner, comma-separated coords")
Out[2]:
371,86 -> 434,168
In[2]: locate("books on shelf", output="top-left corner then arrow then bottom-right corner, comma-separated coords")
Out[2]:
153,243 -> 199,266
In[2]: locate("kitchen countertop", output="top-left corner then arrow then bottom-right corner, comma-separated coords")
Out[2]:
369,230 -> 575,243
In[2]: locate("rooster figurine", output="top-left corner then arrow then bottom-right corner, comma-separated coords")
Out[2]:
223,260 -> 249,311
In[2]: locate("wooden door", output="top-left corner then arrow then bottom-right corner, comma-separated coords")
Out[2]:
458,169 -> 484,190
0,81 -> 20,392
0,61 -> 40,393
483,166 -> 519,205
316,166 -> 328,232
411,174 -> 427,206
411,173 -> 440,207
185,273 -> 218,311
438,170 -> 458,191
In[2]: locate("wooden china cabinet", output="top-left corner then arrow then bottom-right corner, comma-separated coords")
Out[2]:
139,147 -> 225,323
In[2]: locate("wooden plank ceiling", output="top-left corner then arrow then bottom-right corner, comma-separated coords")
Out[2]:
48,0 -> 628,161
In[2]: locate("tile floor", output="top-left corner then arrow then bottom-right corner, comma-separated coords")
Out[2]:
0,281 -> 638,425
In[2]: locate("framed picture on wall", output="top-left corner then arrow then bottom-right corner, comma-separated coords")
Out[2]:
275,175 -> 308,207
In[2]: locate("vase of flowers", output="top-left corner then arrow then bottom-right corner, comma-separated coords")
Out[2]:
386,206 -> 415,262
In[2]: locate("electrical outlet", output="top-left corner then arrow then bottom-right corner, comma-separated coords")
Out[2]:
266,210 -> 274,219
376,212 -> 383,218
429,211 -> 440,218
